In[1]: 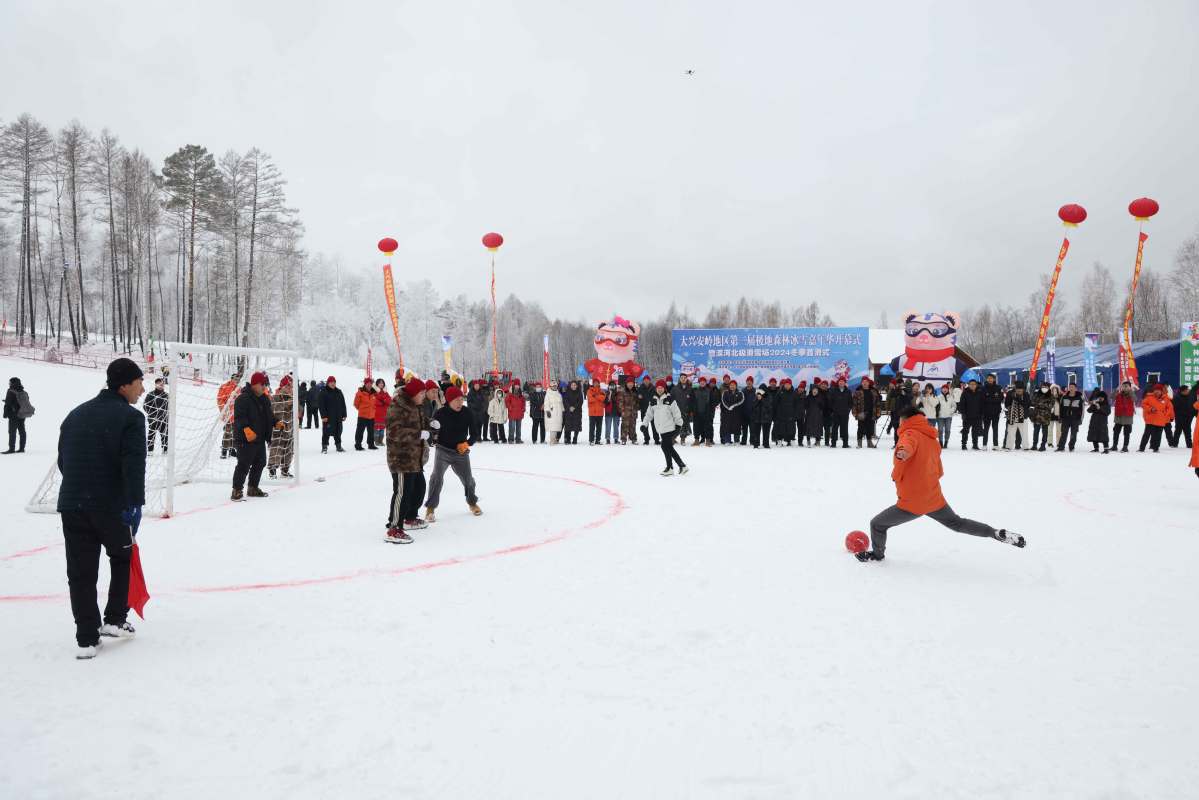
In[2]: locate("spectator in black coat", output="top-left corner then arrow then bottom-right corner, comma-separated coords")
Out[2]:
981,374 -> 1004,447
57,357 -> 146,657
562,381 -> 584,445
143,378 -> 169,453
318,376 -> 347,453
637,376 -> 657,444
1056,383 -> 1085,452
1168,383 -> 1195,449
827,378 -> 853,448
749,387 -> 774,448
528,382 -> 547,444
957,379 -> 985,450
671,376 -> 694,444
4,376 -> 31,454
739,377 -> 756,445
231,372 -> 279,499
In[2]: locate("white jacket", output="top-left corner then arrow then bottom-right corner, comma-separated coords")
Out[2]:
488,391 -> 508,424
544,389 -> 564,433
919,394 -> 941,420
643,393 -> 684,434
936,392 -> 957,419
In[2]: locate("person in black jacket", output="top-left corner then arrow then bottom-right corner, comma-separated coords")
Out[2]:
794,381 -> 809,446
466,381 -> 488,442
771,379 -> 797,445
749,386 -> 774,448
562,381 -> 584,445
231,372 -> 279,500
957,378 -> 985,450
671,375 -> 694,444
1056,383 -> 1084,452
305,381 -> 323,429
57,357 -> 146,658
981,374 -> 1003,447
827,378 -> 853,448
318,376 -> 347,453
3,376 -> 30,454
143,377 -> 169,453
637,375 -> 657,445
720,380 -> 744,444
422,385 -> 480,521
738,377 -> 756,445
805,383 -> 826,446
1168,383 -> 1195,448
1086,388 -> 1111,453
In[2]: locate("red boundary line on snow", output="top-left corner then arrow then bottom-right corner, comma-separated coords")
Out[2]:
0,466 -> 626,602
1061,487 -> 1192,531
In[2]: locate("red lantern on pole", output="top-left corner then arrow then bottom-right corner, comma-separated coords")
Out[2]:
1057,204 -> 1087,227
377,237 -> 398,256
483,233 -> 504,373
482,232 -> 504,252
378,236 -> 403,370
1128,198 -> 1159,222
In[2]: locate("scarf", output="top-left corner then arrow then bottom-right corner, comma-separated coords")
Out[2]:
902,345 -> 955,371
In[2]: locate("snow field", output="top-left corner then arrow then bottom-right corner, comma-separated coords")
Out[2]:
1,356 -> 1196,799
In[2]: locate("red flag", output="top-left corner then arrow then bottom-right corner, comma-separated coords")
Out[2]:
128,543 -> 151,619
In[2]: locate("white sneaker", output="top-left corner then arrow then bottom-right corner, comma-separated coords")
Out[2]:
76,641 -> 103,660
679,466 -> 689,475
660,468 -> 675,477
99,622 -> 136,639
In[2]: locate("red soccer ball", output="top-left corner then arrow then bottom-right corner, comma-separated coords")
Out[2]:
845,531 -> 870,554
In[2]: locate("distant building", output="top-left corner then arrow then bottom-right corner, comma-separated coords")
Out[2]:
977,339 -> 1180,389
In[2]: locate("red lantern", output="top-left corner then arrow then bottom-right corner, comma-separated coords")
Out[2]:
1128,198 -> 1159,221
377,237 -> 398,255
1057,204 -> 1087,226
482,232 -> 504,251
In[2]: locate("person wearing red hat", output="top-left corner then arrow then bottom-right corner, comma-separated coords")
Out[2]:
353,378 -> 378,452
231,371 -> 281,501
217,371 -> 241,460
423,385 -> 482,522
804,381 -> 826,446
422,379 -> 443,423
466,381 -> 489,443
852,377 -> 882,448
637,375 -> 657,445
506,381 -> 527,443
372,378 -> 391,447
528,381 -> 547,444
384,377 -> 431,543
267,374 -> 295,479
318,376 -> 347,453
855,405 -> 1025,562
618,376 -> 639,444
644,379 -> 688,475
719,379 -> 744,445
772,378 -> 798,445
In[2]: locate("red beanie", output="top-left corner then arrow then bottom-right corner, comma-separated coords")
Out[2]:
655,379 -> 667,390
729,379 -> 738,386
327,375 -> 336,384
425,379 -> 438,391
642,375 -> 651,382
250,371 -> 268,386
768,378 -> 777,385
781,378 -> 792,385
798,380 -> 807,388
280,375 -> 293,387
444,385 -> 463,403
403,377 -> 425,398
364,377 -> 373,385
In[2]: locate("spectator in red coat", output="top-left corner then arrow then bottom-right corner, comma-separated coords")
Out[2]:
373,379 -> 391,447
505,381 -> 527,443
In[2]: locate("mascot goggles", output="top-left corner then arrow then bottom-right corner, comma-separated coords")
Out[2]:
595,333 -> 632,346
905,322 -> 953,338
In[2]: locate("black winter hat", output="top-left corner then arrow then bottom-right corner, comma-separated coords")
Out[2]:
106,357 -> 144,390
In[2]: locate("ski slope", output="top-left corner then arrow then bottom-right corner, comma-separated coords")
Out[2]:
1,356 -> 1196,799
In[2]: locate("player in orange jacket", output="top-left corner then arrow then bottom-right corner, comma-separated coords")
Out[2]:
217,374 -> 240,459
1137,383 -> 1174,453
856,406 -> 1026,562
1189,399 -> 1199,479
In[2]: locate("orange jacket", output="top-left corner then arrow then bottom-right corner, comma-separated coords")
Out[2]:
892,415 -> 947,515
1141,393 -> 1174,426
354,387 -> 376,418
217,380 -> 238,420
1190,401 -> 1199,469
586,385 -> 607,417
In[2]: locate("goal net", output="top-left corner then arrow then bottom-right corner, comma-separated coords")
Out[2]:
27,343 -> 301,518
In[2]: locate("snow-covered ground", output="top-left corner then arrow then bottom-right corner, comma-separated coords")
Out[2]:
1,355 -> 1196,799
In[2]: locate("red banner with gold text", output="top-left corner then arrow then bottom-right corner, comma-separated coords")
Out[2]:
383,263 -> 403,371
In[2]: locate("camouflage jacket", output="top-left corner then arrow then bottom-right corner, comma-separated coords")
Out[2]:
386,392 -> 427,473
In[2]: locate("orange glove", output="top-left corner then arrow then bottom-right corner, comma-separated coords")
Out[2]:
243,427 -> 257,442
274,421 -> 284,430
456,442 -> 470,455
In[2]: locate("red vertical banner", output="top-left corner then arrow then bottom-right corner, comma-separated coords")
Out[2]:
1029,236 -> 1070,382
490,256 -> 498,375
542,334 -> 550,387
365,347 -> 373,382
382,263 -> 403,372
1120,231 -> 1148,386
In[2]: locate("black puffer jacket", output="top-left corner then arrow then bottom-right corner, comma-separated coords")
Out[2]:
773,386 -> 798,428
958,386 -> 984,421
827,385 -> 852,417
1059,392 -> 1085,425
233,386 -> 277,446
57,389 -> 146,512
750,391 -> 774,424
318,385 -> 347,421
982,381 -> 1004,417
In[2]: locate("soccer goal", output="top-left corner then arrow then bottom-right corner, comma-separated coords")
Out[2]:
27,343 -> 301,518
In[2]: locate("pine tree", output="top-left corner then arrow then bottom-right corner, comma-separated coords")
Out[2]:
162,144 -> 222,342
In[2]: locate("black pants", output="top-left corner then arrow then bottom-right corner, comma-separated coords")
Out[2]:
478,415 -> 489,441
531,417 -> 545,443
62,511 -> 132,646
588,416 -> 603,444
1139,424 -> 1165,452
7,417 -> 27,451
1168,419 -> 1194,449
1112,422 -> 1131,449
660,431 -> 685,470
1032,422 -> 1048,449
1057,422 -> 1079,450
322,419 -> 343,450
983,414 -> 1000,446
489,422 -> 507,442
355,417 -> 377,449
641,415 -> 659,444
857,417 -> 876,444
233,440 -> 267,489
739,417 -> 751,445
305,405 -> 319,428
388,471 -> 427,527
148,420 -> 168,452
831,415 -> 849,447
869,503 -> 995,558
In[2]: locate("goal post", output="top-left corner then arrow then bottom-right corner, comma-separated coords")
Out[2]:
26,342 -> 302,518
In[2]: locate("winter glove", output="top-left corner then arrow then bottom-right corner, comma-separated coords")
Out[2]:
274,421 -> 285,430
420,431 -> 430,441
456,442 -> 470,455
243,427 -> 257,442
121,505 -> 142,536
429,419 -> 441,430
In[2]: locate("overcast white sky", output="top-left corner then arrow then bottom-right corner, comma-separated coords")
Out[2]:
3,0 -> 1197,326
